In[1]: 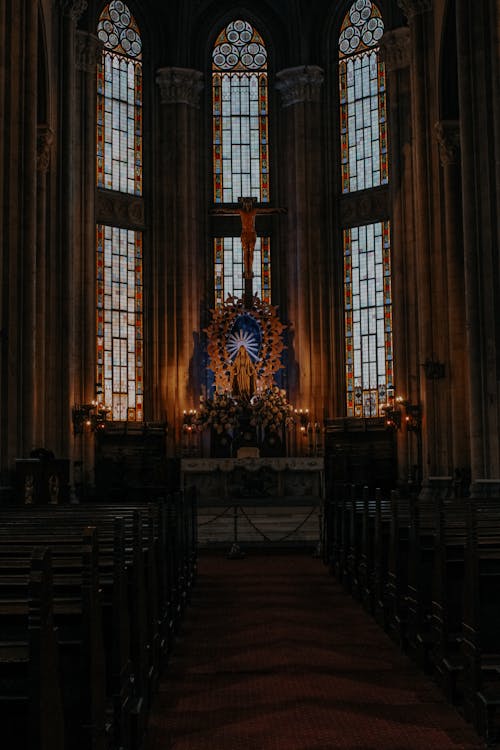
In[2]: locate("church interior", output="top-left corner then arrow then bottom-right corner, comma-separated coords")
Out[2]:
1,0 -> 499,747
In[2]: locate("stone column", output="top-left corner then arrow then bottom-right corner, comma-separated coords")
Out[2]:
155,68 -> 204,453
56,1 -> 87,459
75,31 -> 102,484
379,27 -> 414,482
34,125 -> 54,448
456,0 -> 500,484
434,120 -> 469,475
275,66 -> 326,421
21,0 -> 39,456
0,0 -> 39,477
397,1 -> 441,481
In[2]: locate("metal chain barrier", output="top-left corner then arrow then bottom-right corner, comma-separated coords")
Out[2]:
236,504 -> 319,543
198,504 -> 234,526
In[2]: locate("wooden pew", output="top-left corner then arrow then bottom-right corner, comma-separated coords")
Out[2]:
0,528 -> 108,750
461,495 -> 500,743
431,496 -> 467,704
331,483 -> 349,582
406,493 -> 436,671
385,490 -> 410,647
373,489 -> 392,629
358,487 -> 377,614
0,518 -> 139,749
346,485 -> 365,598
337,485 -> 352,588
0,547 -> 65,750
0,493 -> 198,750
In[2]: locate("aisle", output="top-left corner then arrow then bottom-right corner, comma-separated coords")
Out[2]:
146,554 -> 482,750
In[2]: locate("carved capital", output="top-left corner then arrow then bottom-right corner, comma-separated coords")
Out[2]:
434,120 -> 460,166
76,31 -> 103,73
378,28 -> 411,71
156,67 -> 204,108
37,125 -> 54,173
58,0 -> 88,22
96,190 -> 145,228
397,0 -> 433,19
275,66 -> 324,108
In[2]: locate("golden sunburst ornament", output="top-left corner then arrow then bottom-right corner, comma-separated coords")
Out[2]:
226,328 -> 261,361
205,294 -> 286,393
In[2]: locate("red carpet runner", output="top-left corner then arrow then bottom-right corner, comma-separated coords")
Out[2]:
146,553 -> 482,749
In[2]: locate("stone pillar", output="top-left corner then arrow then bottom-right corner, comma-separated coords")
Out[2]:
397,1 -> 441,480
74,30 -> 102,484
379,27 -> 415,482
155,67 -> 204,453
54,2 -> 87,454
0,0 -> 39,479
34,125 -> 54,448
456,0 -> 500,484
21,0 -> 39,456
434,120 -> 469,475
275,66 -> 326,421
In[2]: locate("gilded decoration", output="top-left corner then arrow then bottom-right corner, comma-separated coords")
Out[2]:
204,294 -> 285,395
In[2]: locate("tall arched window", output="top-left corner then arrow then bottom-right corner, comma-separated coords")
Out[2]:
211,19 -> 271,305
96,1 -> 143,421
339,0 -> 393,417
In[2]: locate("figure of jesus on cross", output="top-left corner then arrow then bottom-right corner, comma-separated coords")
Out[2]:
212,197 -> 286,305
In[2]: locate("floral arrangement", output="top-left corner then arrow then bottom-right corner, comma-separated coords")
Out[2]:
249,386 -> 295,433
194,392 -> 241,435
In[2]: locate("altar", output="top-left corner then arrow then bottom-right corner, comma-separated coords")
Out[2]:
180,197 -> 324,548
181,457 -> 324,548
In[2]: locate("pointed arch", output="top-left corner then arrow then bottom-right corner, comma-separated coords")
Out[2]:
339,0 -> 388,193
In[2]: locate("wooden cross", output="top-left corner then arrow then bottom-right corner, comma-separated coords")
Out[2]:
212,197 -> 286,306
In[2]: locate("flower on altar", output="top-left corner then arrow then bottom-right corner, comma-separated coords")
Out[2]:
249,386 -> 295,433
194,392 -> 241,435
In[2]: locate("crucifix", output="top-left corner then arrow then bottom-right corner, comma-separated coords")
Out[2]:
212,197 -> 287,307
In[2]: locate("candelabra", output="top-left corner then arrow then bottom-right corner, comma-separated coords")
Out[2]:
182,409 -> 198,455
72,401 -> 111,434
383,396 -> 421,432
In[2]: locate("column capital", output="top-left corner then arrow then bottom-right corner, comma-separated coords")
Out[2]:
275,66 -> 324,108
58,0 -> 88,22
434,120 -> 460,166
397,0 -> 433,19
76,31 -> 103,73
37,125 -> 54,173
378,27 -> 411,71
156,67 -> 204,108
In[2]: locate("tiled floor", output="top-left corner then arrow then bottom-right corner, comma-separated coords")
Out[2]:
146,553 -> 484,750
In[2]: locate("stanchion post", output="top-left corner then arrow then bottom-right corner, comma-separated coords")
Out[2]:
226,504 -> 245,559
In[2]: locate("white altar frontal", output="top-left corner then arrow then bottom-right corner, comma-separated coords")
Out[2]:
181,457 -> 324,549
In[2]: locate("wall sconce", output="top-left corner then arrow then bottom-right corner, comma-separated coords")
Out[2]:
383,396 -> 422,432
384,406 -> 402,430
72,401 -> 111,435
403,401 -> 422,432
182,409 -> 198,431
423,357 -> 445,380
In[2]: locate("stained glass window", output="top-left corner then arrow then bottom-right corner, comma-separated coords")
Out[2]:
96,225 -> 143,421
339,0 -> 387,193
96,2 -> 143,422
212,20 -> 270,306
344,221 -> 393,417
212,20 -> 269,203
214,236 -> 271,306
97,1 -> 142,195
